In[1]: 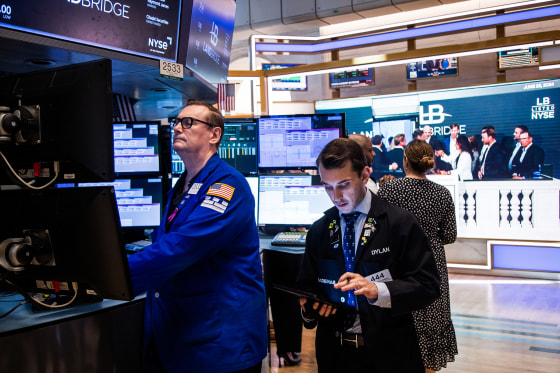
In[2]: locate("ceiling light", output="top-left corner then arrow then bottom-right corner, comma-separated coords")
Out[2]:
269,41 -> 554,79
539,63 -> 560,70
254,6 -> 560,53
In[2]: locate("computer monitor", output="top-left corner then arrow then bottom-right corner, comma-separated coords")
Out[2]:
0,187 -> 133,301
171,118 -> 258,176
113,121 -> 162,176
329,67 -> 374,89
257,174 -> 332,229
406,57 -> 458,79
0,59 -> 114,186
262,63 -> 308,91
114,178 -> 164,228
79,178 -> 164,229
257,113 -> 345,170
219,118 -> 258,176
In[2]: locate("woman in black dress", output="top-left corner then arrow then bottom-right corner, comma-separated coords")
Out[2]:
378,139 -> 458,372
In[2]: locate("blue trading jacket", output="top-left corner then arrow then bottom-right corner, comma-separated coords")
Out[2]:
128,153 -> 267,373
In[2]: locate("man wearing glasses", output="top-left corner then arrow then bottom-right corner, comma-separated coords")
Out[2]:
511,130 -> 545,179
128,100 -> 267,373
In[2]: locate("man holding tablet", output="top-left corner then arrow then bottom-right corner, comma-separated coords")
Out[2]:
296,138 -> 441,373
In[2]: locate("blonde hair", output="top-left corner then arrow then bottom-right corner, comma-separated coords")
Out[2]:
404,139 -> 435,173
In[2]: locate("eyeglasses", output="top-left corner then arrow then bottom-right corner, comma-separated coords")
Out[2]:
170,117 -> 216,130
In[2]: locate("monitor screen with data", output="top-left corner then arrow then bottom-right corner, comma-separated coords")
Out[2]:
262,63 -> 307,91
219,118 -> 258,175
171,118 -> 258,176
329,67 -> 374,88
257,174 -> 332,227
79,178 -> 164,229
257,114 -> 345,170
113,122 -> 161,175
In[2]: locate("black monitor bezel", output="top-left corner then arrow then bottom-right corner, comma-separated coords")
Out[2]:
0,186 -> 134,301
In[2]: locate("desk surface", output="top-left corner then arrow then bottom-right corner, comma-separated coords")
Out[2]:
0,292 -> 145,335
0,235 -> 300,335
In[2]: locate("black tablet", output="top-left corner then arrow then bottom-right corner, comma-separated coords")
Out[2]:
272,284 -> 357,312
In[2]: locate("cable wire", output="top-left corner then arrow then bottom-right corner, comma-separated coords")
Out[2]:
0,150 -> 60,190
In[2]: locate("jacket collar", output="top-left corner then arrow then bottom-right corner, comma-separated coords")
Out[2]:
324,191 -> 386,262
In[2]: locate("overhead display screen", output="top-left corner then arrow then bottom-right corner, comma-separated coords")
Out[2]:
407,57 -> 458,79
182,0 -> 236,84
0,0 -> 181,62
329,68 -> 374,89
262,63 -> 308,91
498,47 -> 539,69
317,79 -> 560,179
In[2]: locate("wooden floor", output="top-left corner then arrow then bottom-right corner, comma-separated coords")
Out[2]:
265,274 -> 560,373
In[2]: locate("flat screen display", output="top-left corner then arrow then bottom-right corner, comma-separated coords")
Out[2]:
114,122 -> 161,175
219,118 -> 258,175
181,0 -> 236,84
0,0 -> 181,62
329,68 -> 374,88
262,63 -> 308,91
170,118 -> 258,176
79,178 -> 164,228
316,79 -> 560,179
257,114 -> 345,169
407,57 -> 458,79
498,47 -> 539,69
257,174 -> 331,227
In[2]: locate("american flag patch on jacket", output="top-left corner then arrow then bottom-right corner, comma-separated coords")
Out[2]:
206,183 -> 235,201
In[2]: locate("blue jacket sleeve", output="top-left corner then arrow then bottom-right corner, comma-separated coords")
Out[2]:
127,175 -> 256,294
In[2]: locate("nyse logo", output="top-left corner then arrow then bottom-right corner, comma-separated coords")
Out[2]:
210,22 -> 219,47
148,37 -> 172,51
420,104 -> 452,125
532,97 -> 555,119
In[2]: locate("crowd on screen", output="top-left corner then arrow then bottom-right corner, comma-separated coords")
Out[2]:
370,124 -> 546,182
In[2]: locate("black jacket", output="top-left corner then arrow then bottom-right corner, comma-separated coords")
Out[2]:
511,144 -> 545,178
297,192 -> 441,372
479,141 -> 507,179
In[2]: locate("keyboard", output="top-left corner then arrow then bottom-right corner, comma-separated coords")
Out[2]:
125,239 -> 152,254
270,231 -> 307,247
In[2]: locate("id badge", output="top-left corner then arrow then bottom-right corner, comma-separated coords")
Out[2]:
366,269 -> 392,283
